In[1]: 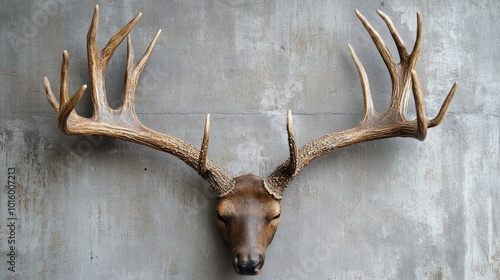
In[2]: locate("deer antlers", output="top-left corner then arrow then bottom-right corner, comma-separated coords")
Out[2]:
43,7 -> 457,275
43,5 -> 235,196
43,7 -> 456,200
264,10 -> 457,199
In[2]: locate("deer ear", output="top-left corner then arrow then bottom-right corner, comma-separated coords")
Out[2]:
263,179 -> 284,200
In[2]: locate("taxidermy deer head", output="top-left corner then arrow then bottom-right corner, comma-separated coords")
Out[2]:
43,6 -> 457,275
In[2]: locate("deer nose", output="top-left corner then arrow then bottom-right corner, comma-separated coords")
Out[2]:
237,260 -> 260,275
234,249 -> 264,275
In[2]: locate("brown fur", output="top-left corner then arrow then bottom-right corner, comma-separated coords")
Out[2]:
216,174 -> 281,275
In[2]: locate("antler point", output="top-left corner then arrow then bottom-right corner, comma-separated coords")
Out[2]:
377,9 -> 388,19
287,110 -> 293,127
347,43 -> 355,52
416,11 -> 423,26
93,5 -> 100,18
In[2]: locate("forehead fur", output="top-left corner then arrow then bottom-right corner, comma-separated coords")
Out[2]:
217,174 -> 280,215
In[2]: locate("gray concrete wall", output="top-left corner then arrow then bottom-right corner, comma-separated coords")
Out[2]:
1,0 -> 498,279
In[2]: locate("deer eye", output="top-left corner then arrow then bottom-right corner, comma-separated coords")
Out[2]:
272,213 -> 281,220
217,213 -> 227,223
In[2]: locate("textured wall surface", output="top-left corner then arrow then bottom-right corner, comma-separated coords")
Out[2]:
1,0 -> 498,279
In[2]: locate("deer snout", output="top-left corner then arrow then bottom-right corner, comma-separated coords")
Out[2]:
233,248 -> 265,275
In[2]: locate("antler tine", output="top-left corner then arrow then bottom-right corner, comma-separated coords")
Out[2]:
43,50 -> 87,132
101,8 -> 142,68
123,35 -> 137,116
58,87 -> 87,133
133,30 -> 161,75
376,10 -> 409,62
348,44 -> 377,123
410,12 -> 423,66
355,9 -> 398,87
198,114 -> 210,175
286,110 -> 298,175
86,5 -> 99,58
411,70 -> 428,140
125,35 -> 136,108
123,30 -> 161,114
42,77 -> 59,112
43,51 -> 68,113
428,82 -> 458,128
60,50 -> 69,106
86,5 -> 105,112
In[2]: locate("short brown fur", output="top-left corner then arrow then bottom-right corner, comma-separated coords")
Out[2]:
216,175 -> 281,275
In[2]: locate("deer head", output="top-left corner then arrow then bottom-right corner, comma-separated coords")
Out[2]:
216,174 -> 281,274
43,6 -> 457,275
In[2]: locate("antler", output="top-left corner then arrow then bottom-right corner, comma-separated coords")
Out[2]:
43,5 -> 235,196
264,10 -> 457,199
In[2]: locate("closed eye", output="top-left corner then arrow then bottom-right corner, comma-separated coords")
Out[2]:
217,214 -> 226,223
272,213 -> 281,220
